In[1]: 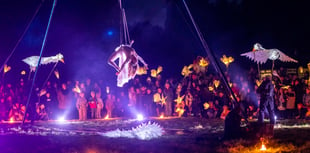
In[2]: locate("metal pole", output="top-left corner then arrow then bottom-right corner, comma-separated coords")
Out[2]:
23,0 -> 58,124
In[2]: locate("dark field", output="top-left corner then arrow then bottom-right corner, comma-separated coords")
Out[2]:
1,118 -> 310,153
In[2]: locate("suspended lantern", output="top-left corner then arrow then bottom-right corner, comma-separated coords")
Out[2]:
220,55 -> 234,68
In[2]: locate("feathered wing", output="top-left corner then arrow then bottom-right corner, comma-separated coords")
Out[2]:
277,49 -> 298,63
240,50 -> 271,64
40,56 -> 59,65
22,56 -> 40,67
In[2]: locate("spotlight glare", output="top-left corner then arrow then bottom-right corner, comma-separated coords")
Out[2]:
57,116 -> 66,123
137,114 -> 144,121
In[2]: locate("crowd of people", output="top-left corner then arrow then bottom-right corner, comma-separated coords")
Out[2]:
1,60 -> 310,122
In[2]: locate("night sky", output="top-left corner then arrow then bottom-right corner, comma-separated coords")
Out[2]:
0,0 -> 309,86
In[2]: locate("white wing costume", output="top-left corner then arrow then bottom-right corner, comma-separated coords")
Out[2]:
22,53 -> 64,71
241,43 -> 298,64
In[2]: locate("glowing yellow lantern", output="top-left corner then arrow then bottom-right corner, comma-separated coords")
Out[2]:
203,102 -> 210,110
136,67 -> 147,75
199,57 -> 209,67
54,70 -> 60,79
208,86 -> 214,92
157,66 -> 163,74
213,80 -> 220,89
174,95 -> 185,104
298,66 -> 304,76
21,70 -> 26,75
73,86 -> 81,93
220,55 -> 234,68
256,79 -> 263,87
181,64 -> 193,77
4,65 -> 11,73
150,66 -> 163,78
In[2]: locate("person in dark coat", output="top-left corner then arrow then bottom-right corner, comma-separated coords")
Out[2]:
256,75 -> 275,137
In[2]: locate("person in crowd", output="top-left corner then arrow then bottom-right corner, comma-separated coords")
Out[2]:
153,88 -> 165,116
36,103 -> 49,121
303,87 -> 310,108
220,105 -> 230,120
0,97 -> 7,121
286,87 -> 296,118
76,92 -> 87,120
96,92 -> 104,119
88,91 -> 97,119
256,75 -> 275,137
9,103 -> 24,121
105,93 -> 114,118
163,82 -> 174,116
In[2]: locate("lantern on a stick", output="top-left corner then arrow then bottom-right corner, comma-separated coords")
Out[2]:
220,55 -> 234,68
4,65 -> 11,73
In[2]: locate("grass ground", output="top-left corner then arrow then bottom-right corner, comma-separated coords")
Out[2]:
0,118 -> 310,153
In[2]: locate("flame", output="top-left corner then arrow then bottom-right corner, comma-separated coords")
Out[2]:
9,117 -> 14,123
220,55 -> 234,68
260,144 -> 267,151
4,64 -> 11,73
104,115 -> 109,119
54,70 -> 60,79
159,114 -> 164,119
21,70 -> 26,75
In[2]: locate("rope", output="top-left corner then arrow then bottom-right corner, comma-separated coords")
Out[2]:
182,0 -> 239,109
23,0 -> 57,124
0,0 -> 44,73
119,0 -> 131,45
41,61 -> 58,90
